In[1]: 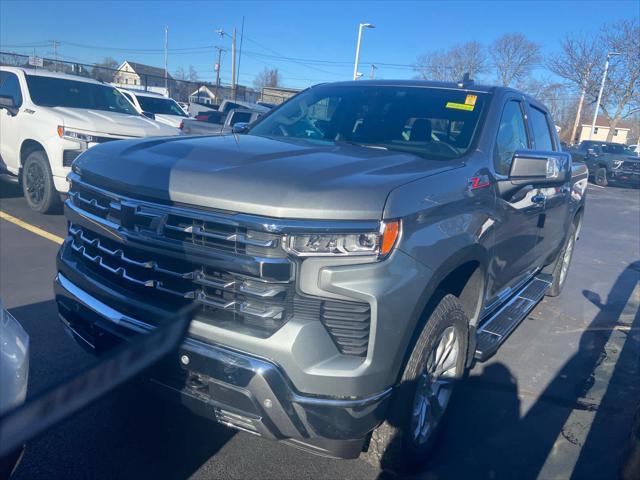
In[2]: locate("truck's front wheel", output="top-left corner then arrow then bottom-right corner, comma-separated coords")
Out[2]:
22,150 -> 60,214
363,294 -> 469,473
594,167 -> 608,187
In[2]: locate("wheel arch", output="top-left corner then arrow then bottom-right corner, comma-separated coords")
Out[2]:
20,139 -> 47,167
396,244 -> 489,382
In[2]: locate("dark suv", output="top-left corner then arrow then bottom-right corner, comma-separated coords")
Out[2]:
55,79 -> 587,472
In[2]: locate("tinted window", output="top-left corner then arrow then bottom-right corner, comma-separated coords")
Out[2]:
250,85 -> 488,161
229,111 -> 252,124
25,75 -> 138,115
603,143 -> 630,154
205,111 -> 225,124
494,101 -> 528,175
0,72 -> 23,107
529,106 -> 554,151
137,96 -> 187,117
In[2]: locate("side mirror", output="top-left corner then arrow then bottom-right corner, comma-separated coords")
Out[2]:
509,151 -> 570,185
232,122 -> 249,134
0,95 -> 18,116
141,111 -> 156,120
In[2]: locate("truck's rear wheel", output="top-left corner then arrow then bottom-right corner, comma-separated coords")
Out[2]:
362,294 -> 468,473
22,150 -> 60,214
546,222 -> 577,297
594,167 -> 608,187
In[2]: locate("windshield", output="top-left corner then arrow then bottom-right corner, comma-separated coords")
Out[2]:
25,75 -> 139,115
603,143 -> 631,154
137,96 -> 187,117
249,85 -> 488,160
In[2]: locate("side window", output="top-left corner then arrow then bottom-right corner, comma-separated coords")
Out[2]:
529,106 -> 555,151
494,100 -> 528,175
0,72 -> 24,107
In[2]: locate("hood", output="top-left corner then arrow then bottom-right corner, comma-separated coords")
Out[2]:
74,135 -> 458,220
153,114 -> 185,128
52,107 -> 179,137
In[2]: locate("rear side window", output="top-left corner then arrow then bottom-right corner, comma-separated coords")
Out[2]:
528,106 -> 555,151
0,72 -> 23,107
494,100 -> 528,175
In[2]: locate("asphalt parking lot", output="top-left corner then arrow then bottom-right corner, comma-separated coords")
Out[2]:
1,180 -> 639,480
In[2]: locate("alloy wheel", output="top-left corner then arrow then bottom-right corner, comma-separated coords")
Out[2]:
410,326 -> 460,446
25,161 -> 46,206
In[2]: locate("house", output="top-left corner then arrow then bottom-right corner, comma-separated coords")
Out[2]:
113,61 -> 173,96
260,86 -> 301,105
578,116 -> 631,144
188,84 -> 259,106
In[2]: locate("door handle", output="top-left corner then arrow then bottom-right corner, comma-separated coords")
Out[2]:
532,193 -> 546,204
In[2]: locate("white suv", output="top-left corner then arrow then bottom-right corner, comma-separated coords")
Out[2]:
0,67 -> 179,213
117,88 -> 189,129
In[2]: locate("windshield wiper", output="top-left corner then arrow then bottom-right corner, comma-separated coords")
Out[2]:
336,140 -> 389,150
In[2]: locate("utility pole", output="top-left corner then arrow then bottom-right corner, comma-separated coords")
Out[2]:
164,26 -> 169,96
214,46 -> 225,102
51,40 -> 60,71
589,52 -> 622,140
370,64 -> 377,79
235,16 -> 245,101
231,27 -> 237,98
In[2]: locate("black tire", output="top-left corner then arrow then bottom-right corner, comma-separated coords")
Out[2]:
21,150 -> 60,213
594,167 -> 608,187
547,222 -> 577,297
362,294 -> 469,474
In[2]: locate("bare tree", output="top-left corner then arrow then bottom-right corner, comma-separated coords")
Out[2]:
594,19 -> 640,141
253,67 -> 281,90
91,56 -> 119,82
188,65 -> 199,82
490,33 -> 541,87
414,41 -> 486,82
548,35 -> 604,143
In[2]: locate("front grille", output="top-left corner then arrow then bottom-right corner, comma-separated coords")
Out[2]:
66,177 -> 371,354
622,161 -> 640,172
63,150 -> 81,167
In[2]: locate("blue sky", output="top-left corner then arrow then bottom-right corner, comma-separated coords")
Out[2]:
0,1 -> 637,89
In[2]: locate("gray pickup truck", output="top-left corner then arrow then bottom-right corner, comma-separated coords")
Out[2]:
55,79 -> 587,472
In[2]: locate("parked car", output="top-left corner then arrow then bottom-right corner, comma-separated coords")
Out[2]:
181,107 -> 267,135
117,89 -> 189,128
0,67 -> 179,213
55,79 -> 587,473
568,140 -> 640,186
0,300 -> 29,478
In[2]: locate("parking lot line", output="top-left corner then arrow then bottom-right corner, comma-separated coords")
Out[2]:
0,210 -> 64,245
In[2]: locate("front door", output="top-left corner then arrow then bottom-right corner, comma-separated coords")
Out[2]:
486,98 -> 542,308
0,71 -> 24,173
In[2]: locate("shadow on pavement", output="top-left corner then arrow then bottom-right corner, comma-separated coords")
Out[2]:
387,261 -> 640,480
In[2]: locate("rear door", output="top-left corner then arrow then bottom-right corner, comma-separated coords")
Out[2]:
487,97 -> 542,306
526,102 -> 570,267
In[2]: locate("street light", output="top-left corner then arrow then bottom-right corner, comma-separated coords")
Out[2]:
353,23 -> 375,80
588,51 -> 623,140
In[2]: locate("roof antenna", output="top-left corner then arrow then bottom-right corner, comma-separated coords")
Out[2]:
458,72 -> 474,88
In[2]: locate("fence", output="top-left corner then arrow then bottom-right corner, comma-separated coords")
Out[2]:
0,51 -> 258,105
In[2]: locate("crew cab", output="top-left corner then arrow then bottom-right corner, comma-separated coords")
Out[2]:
568,140 -> 639,186
117,88 -> 189,129
0,67 -> 179,213
55,79 -> 587,472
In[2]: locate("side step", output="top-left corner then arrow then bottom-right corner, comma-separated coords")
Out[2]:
475,273 -> 552,361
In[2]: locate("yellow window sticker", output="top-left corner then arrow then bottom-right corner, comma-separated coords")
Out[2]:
446,102 -> 474,111
465,94 -> 477,106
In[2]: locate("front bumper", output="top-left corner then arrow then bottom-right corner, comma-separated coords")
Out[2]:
610,170 -> 640,185
54,273 -> 392,458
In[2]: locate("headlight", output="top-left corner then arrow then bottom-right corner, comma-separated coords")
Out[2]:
283,220 -> 400,258
57,126 -> 96,143
612,160 -> 624,169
